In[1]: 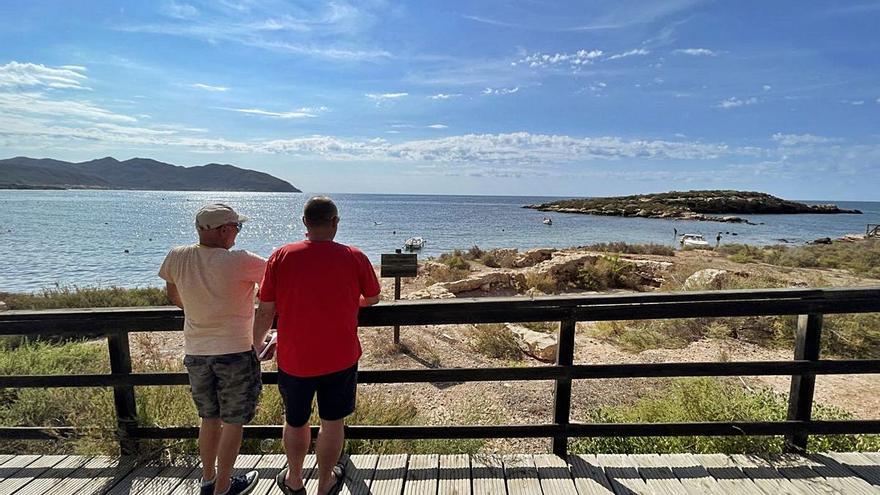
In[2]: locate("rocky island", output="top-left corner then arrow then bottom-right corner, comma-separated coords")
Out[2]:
525,190 -> 861,223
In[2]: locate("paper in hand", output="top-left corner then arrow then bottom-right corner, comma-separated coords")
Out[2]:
258,332 -> 277,360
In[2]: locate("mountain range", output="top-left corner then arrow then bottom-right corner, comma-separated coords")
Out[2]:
0,156 -> 300,192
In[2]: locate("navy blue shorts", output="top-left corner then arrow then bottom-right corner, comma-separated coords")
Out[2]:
278,364 -> 358,427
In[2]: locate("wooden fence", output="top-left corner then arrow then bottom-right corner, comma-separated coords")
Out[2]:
1,287 -> 879,456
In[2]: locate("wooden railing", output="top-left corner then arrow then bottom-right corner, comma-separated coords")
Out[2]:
1,287 -> 879,457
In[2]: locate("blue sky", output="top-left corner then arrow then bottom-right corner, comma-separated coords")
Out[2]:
0,1 -> 878,200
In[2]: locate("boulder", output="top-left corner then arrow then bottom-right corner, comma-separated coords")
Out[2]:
0,301 -> 6,312
506,324 -> 557,362
512,248 -> 555,268
810,237 -> 833,245
684,269 -> 730,290
406,285 -> 455,300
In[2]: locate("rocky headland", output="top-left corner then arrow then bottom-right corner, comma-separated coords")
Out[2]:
524,190 -> 862,223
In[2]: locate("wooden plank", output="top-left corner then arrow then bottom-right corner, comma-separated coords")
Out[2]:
404,454 -> 438,495
534,454 -> 578,495
0,455 -> 65,495
659,454 -> 726,495
767,453 -> 871,495
824,452 -> 880,486
627,454 -> 690,495
803,454 -> 877,495
0,455 -> 41,482
103,461 -> 165,495
471,454 -> 505,495
568,454 -> 614,495
595,454 -> 652,495
339,454 -> 379,495
438,454 -> 470,495
689,454 -> 769,495
249,454 -> 288,495
504,454 -> 543,495
370,453 -> 407,495
10,455 -> 89,495
0,457 -> 12,468
300,454 -> 321,493
55,456 -> 135,495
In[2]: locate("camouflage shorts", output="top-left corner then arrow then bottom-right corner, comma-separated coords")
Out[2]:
183,349 -> 262,424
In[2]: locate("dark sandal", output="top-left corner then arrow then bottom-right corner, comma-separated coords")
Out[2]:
327,460 -> 346,495
275,467 -> 306,495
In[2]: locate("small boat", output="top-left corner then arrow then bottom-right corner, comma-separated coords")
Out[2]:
542,217 -> 553,225
404,236 -> 425,250
679,234 -> 711,249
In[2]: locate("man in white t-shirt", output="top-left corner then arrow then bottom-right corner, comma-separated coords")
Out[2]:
159,203 -> 266,495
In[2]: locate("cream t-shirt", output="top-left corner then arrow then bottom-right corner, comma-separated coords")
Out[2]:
158,244 -> 267,356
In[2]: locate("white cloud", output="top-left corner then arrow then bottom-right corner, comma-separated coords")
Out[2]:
674,48 -> 717,56
763,85 -> 772,91
427,124 -> 448,129
516,50 -> 603,70
607,48 -> 650,60
716,96 -> 758,109
844,100 -> 865,106
191,83 -> 229,92
771,133 -> 836,146
0,61 -> 89,90
162,1 -> 199,19
226,107 -> 318,118
0,92 -> 137,122
482,87 -> 519,96
365,92 -> 408,100
428,93 -> 462,100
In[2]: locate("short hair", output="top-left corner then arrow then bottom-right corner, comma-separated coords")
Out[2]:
303,196 -> 338,227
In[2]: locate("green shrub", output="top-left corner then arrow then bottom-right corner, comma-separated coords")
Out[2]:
571,377 -> 880,454
438,250 -> 470,270
523,272 -> 557,293
583,242 -> 675,256
577,254 -> 641,291
470,324 -> 522,360
2,285 -> 171,310
719,240 -> 880,279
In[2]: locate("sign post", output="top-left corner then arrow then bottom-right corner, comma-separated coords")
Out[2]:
380,249 -> 418,344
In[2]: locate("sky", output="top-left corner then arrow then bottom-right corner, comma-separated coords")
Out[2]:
0,1 -> 878,200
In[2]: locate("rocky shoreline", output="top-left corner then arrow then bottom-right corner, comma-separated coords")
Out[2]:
524,190 -> 862,223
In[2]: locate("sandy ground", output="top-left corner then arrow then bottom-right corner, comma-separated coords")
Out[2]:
131,248 -> 879,454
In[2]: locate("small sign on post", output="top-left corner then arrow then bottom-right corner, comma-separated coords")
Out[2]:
380,250 -> 418,344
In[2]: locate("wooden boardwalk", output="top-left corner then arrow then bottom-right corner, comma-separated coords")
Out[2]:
0,452 -> 877,494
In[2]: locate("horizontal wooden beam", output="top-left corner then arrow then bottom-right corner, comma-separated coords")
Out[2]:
1,359 -> 877,388
3,287 -> 879,336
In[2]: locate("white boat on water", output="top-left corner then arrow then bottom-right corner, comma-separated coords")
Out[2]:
542,217 -> 553,225
404,236 -> 425,250
679,233 -> 711,249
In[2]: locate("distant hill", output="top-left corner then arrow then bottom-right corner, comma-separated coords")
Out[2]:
0,156 -> 300,192
525,190 -> 862,223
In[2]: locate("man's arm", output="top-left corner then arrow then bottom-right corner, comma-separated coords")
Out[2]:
166,282 -> 183,309
253,300 -> 276,349
360,294 -> 380,307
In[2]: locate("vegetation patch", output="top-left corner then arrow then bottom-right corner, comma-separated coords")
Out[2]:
576,254 -> 642,291
582,242 -> 675,256
571,377 -> 880,454
2,285 -> 171,310
470,324 -> 523,360
718,239 -> 880,279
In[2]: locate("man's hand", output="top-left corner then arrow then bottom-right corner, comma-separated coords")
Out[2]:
360,294 -> 381,307
252,300 -> 276,350
166,282 -> 183,309
256,331 -> 277,361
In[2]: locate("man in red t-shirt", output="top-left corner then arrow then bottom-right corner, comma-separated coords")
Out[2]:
253,196 -> 380,495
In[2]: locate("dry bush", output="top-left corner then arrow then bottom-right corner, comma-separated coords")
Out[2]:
469,324 -> 522,360
523,272 -> 557,293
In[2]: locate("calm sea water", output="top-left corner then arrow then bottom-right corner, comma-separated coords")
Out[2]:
1,190 -> 877,292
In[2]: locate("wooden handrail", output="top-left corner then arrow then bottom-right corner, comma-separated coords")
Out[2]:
1,286 -> 879,455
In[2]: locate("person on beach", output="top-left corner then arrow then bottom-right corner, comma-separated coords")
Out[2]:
159,203 -> 266,495
253,196 -> 381,495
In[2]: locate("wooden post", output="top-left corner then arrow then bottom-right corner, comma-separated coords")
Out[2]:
108,332 -> 139,455
785,313 -> 823,453
552,319 -> 576,457
393,249 -> 402,345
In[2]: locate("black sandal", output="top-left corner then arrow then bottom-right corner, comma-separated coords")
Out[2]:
327,459 -> 346,495
274,467 -> 306,495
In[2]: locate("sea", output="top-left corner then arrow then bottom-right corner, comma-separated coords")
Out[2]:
1,190 -> 877,293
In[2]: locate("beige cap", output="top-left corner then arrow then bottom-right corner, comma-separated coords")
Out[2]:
195,203 -> 248,230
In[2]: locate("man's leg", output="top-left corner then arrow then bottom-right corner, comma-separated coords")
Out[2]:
213,422 -> 244,494
282,422 -> 312,490
198,418 -> 222,481
315,419 -> 345,495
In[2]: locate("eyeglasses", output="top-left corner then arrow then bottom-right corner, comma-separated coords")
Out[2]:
222,223 -> 243,232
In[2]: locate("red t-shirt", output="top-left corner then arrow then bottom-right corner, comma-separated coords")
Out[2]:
259,240 -> 381,377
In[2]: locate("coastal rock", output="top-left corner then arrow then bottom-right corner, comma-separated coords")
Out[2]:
442,272 -> 517,293
0,301 -> 6,312
406,285 -> 456,300
513,248 -> 554,268
506,324 -> 557,362
810,237 -> 833,245
684,269 -> 730,290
